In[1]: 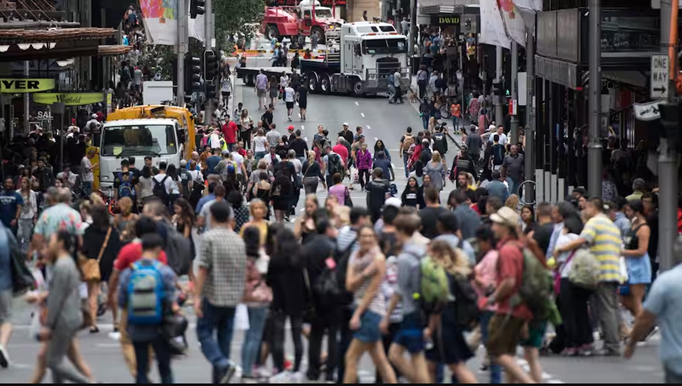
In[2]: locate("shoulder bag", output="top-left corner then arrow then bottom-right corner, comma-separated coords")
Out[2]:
79,227 -> 112,282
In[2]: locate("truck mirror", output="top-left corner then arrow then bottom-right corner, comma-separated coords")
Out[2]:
177,129 -> 186,144
354,45 -> 361,56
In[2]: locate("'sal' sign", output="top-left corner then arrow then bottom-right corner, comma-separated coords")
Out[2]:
0,78 -> 55,93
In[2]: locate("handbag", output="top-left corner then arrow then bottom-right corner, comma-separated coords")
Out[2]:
79,227 -> 112,282
302,268 -> 316,323
567,248 -> 601,290
344,186 -> 354,207
7,228 -> 34,296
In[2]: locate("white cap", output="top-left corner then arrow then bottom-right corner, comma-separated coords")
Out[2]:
343,122 -> 349,126
384,197 -> 402,209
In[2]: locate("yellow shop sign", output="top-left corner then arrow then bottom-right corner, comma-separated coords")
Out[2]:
33,93 -> 105,106
0,78 -> 55,93
438,17 -> 460,25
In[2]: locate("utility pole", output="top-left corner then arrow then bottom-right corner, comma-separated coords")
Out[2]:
495,46 -> 504,127
23,61 -> 29,135
204,0 -> 215,124
177,0 -> 187,107
408,0 -> 416,57
524,30 -> 535,203
587,0 -> 602,198
659,0 -> 679,270
510,42 -> 519,144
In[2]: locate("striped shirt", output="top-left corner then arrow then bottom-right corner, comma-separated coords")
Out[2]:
580,214 -> 622,283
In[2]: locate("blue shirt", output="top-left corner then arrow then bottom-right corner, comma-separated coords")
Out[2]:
0,225 -> 11,291
644,265 -> 682,374
0,191 -> 23,228
206,156 -> 221,174
373,157 -> 391,180
453,205 -> 482,240
195,193 -> 216,214
486,180 -> 510,202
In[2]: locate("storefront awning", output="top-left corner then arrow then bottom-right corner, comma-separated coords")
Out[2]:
0,27 -> 116,44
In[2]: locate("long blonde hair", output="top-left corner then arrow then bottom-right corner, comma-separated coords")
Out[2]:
505,194 -> 520,211
429,240 -> 471,277
306,150 -> 316,165
431,150 -> 442,163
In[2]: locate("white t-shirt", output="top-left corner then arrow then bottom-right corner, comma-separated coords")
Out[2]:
209,133 -> 221,149
498,132 -> 508,146
153,173 -> 175,194
290,158 -> 302,174
188,169 -> 203,183
81,157 -> 94,182
231,152 -> 245,174
221,78 -> 232,93
280,75 -> 289,88
57,171 -> 78,187
284,87 -> 295,103
253,136 -> 268,153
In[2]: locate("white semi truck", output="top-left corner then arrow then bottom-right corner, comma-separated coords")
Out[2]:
237,21 -> 410,97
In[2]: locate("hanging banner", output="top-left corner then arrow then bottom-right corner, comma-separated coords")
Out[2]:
479,0 -> 511,49
0,79 -> 55,93
33,93 -> 105,106
497,0 -> 528,47
139,0 -> 178,45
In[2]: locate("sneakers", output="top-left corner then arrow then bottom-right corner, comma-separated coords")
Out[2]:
641,326 -> 659,342
288,116 -> 292,122
269,371 -> 292,383
219,362 -> 237,384
594,348 -> 621,357
0,345 -> 8,368
290,371 -> 305,383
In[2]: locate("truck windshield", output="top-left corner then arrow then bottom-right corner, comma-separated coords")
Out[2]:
101,124 -> 177,156
315,9 -> 333,18
362,38 -> 407,54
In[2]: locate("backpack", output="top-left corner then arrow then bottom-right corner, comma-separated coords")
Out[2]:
127,260 -> 166,325
402,135 -> 415,154
387,72 -> 395,85
162,222 -> 192,276
450,273 -> 480,331
179,169 -> 190,198
417,254 -> 449,314
433,133 -> 447,155
327,153 -> 343,176
492,144 -> 505,165
334,238 -> 358,307
153,175 -> 169,205
513,246 -> 553,321
117,171 -> 136,198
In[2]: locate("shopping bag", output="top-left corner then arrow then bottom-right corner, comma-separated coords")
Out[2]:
234,304 -> 250,331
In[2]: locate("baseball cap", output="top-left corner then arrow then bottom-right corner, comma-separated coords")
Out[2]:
490,207 -> 521,229
287,125 -> 295,131
632,178 -> 646,190
92,114 -> 98,119
222,150 -> 230,156
384,197 -> 402,209
343,122 -> 349,126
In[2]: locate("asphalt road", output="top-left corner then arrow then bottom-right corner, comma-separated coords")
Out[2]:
0,80 -> 667,384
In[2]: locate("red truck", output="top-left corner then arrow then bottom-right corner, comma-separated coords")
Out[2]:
263,0 -> 343,44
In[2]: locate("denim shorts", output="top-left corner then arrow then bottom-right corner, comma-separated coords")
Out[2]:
353,310 -> 383,343
393,312 -> 425,354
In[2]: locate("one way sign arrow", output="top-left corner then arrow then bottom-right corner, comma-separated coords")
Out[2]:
653,86 -> 667,94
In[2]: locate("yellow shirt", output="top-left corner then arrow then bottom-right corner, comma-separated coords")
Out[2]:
240,221 -> 269,246
580,214 -> 622,282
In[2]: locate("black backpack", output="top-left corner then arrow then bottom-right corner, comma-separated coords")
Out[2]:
153,175 -> 170,205
451,273 -> 480,331
334,238 -> 358,307
327,153 -> 343,176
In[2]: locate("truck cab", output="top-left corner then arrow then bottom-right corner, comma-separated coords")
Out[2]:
263,0 -> 342,43
302,21 -> 409,96
98,118 -> 183,195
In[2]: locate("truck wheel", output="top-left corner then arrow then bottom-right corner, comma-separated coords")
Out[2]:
312,26 -> 325,44
266,25 -> 280,41
307,72 -> 319,93
320,74 -> 331,94
350,78 -> 364,97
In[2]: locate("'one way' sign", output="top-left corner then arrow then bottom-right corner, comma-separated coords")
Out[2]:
651,55 -> 669,100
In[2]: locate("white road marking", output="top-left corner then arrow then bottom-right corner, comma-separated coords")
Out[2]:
355,101 -> 359,106
367,125 -> 371,130
361,113 -> 365,117
374,137 -> 378,142
301,125 -> 305,130
304,137 -> 309,142
298,113 -> 301,118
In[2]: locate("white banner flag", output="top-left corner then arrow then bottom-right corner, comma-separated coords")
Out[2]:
480,0 -> 511,49
497,0 -> 528,47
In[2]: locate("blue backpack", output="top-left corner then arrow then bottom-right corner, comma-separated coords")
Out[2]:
127,260 -> 165,325
118,171 -> 136,198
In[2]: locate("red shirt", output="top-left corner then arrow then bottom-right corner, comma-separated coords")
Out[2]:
114,241 -> 168,271
223,121 -> 238,144
332,144 -> 349,164
238,148 -> 247,157
495,238 -> 533,320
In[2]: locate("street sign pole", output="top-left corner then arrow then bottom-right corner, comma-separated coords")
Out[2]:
587,0 -> 603,198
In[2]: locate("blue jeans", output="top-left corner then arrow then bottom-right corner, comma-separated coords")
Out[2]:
255,151 -> 266,161
241,307 -> 269,377
452,116 -> 459,131
196,299 -> 236,383
480,311 -> 502,384
402,152 -> 409,177
82,181 -> 93,197
133,337 -> 173,384
421,115 -> 429,131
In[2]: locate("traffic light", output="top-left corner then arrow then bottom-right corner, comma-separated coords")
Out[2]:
659,102 -> 681,150
184,54 -> 202,94
190,0 -> 205,19
203,50 -> 219,82
205,81 -> 217,100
